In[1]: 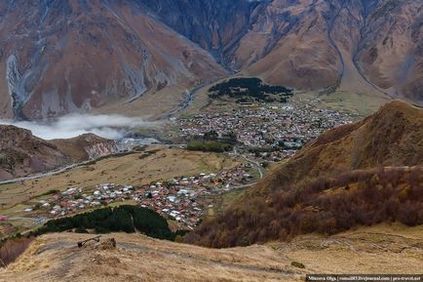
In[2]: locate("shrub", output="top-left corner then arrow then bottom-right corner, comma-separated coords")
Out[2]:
291,261 -> 305,269
40,189 -> 60,196
187,140 -> 232,153
187,167 -> 423,248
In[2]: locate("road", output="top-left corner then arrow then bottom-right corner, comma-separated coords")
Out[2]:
0,151 -> 137,186
243,156 -> 264,179
163,83 -> 206,119
233,147 -> 264,179
162,77 -> 225,119
0,161 -> 90,186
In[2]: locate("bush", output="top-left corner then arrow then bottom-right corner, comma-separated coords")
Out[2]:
187,167 -> 423,248
187,140 -> 232,153
40,189 -> 60,196
291,261 -> 305,269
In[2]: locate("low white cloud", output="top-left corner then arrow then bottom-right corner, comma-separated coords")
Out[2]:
0,114 -> 155,140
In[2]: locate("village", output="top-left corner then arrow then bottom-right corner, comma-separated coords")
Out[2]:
177,98 -> 356,162
25,164 -> 255,230
19,98 -> 356,232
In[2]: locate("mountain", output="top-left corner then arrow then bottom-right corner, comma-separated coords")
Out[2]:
0,125 -> 116,180
0,0 -> 226,119
235,0 -> 423,101
0,0 -> 422,119
2,227 -> 423,281
187,101 -> 423,247
108,0 -> 423,102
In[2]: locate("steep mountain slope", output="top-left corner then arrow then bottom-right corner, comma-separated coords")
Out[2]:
236,0 -> 423,101
140,0 -> 263,65
187,101 -> 423,247
0,0 -> 225,119
355,0 -> 423,101
0,0 -> 422,119
145,0 -> 423,102
0,125 -> 116,180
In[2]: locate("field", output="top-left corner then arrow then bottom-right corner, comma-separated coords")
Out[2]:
0,146 -> 239,236
181,75 -> 392,119
299,90 -> 391,117
0,224 -> 422,281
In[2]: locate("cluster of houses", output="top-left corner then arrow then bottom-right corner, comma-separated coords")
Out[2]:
27,164 -> 254,230
135,165 -> 254,229
25,184 -> 135,217
178,99 -> 354,162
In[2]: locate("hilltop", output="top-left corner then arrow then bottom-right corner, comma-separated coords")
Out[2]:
1,224 -> 423,281
187,101 -> 423,247
0,125 -> 116,180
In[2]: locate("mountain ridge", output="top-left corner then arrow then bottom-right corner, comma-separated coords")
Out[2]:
0,124 -> 116,180
0,0 -> 422,119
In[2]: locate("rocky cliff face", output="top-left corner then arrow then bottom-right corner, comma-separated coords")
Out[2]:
140,0 -> 264,66
0,0 -> 421,119
142,0 -> 423,102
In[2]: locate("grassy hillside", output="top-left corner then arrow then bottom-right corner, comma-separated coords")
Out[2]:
0,126 -> 116,180
2,225 -> 423,281
187,101 -> 423,247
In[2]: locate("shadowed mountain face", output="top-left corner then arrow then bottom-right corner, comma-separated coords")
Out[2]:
143,0 -> 422,102
233,0 -> 423,100
0,0 -> 422,119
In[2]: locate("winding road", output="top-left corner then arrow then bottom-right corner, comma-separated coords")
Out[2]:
0,151 -> 137,186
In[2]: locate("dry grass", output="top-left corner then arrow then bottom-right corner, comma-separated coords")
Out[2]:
0,146 -> 239,236
188,101 -> 423,247
0,224 -> 422,281
0,146 -> 238,210
294,90 -> 390,117
271,224 -> 423,275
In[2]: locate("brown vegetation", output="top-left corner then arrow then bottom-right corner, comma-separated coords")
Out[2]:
188,167 -> 423,247
1,226 -> 423,281
0,237 -> 34,267
187,101 -> 423,248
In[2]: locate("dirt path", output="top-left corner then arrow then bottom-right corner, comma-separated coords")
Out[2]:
2,224 -> 423,281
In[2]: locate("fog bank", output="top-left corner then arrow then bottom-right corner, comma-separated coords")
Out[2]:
0,114 -> 155,140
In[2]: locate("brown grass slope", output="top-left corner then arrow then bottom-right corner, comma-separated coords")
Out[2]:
187,101 -> 423,248
2,227 -> 423,281
0,125 -> 115,180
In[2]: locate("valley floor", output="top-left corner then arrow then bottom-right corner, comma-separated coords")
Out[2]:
1,224 -> 422,281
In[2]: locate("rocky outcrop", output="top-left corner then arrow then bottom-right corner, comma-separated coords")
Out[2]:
52,133 -> 118,161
